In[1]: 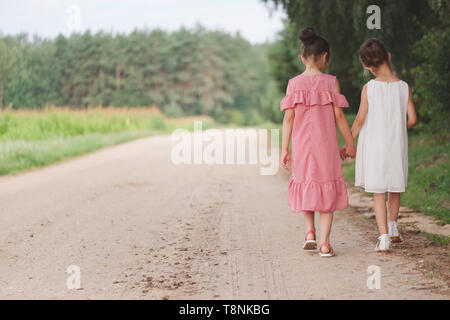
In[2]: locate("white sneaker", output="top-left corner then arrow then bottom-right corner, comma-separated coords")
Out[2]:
374,234 -> 390,253
388,221 -> 402,243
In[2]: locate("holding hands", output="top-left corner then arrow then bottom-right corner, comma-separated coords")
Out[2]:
340,144 -> 356,160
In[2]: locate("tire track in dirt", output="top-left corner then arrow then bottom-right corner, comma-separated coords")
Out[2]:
0,133 -> 447,299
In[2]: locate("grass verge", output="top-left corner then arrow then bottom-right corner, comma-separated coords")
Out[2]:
0,107 -> 215,176
424,233 -> 450,246
0,130 -> 151,175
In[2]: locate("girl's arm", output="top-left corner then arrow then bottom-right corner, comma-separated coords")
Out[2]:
351,84 -> 368,139
281,108 -> 294,171
407,87 -> 417,129
333,79 -> 356,158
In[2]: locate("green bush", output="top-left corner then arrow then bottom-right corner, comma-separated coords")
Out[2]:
230,110 -> 244,125
164,102 -> 185,118
148,114 -> 167,130
412,28 -> 450,136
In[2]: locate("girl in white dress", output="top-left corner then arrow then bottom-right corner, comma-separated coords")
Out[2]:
346,39 -> 417,252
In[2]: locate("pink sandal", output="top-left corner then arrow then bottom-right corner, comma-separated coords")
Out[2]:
302,230 -> 317,250
319,242 -> 334,258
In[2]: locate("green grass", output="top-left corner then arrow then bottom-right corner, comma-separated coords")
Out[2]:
401,135 -> 449,223
0,107 -> 215,175
425,233 -> 450,245
0,108 -> 174,141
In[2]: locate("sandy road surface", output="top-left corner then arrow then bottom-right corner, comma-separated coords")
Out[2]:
0,134 -> 447,299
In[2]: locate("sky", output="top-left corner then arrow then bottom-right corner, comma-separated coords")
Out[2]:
0,0 -> 286,43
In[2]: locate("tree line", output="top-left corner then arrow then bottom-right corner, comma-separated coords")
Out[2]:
0,26 -> 274,124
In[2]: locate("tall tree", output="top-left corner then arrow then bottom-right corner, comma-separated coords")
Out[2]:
0,39 -> 15,108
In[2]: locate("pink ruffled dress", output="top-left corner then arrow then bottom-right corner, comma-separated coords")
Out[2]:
280,73 -> 349,213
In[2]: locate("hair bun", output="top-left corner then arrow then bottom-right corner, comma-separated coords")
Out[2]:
299,27 -> 317,45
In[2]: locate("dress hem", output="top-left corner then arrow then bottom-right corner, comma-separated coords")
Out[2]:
288,202 -> 348,213
287,176 -> 349,213
355,183 -> 406,193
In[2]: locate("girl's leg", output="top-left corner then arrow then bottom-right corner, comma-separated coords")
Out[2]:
388,192 -> 401,221
387,192 -> 402,242
373,193 -> 388,235
303,211 -> 315,240
319,212 -> 333,253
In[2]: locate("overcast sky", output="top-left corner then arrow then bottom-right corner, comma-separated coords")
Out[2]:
0,0 -> 286,43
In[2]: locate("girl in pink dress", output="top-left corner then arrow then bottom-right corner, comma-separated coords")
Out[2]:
280,28 -> 356,257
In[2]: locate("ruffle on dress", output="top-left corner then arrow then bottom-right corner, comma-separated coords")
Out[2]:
287,176 -> 348,213
280,89 -> 350,111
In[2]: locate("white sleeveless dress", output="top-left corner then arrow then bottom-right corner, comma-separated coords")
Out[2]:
355,80 -> 409,193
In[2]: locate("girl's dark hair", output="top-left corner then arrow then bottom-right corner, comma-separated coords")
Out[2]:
359,38 -> 390,69
298,27 -> 330,62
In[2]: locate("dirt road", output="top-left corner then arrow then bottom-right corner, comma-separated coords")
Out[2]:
0,134 -> 447,299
